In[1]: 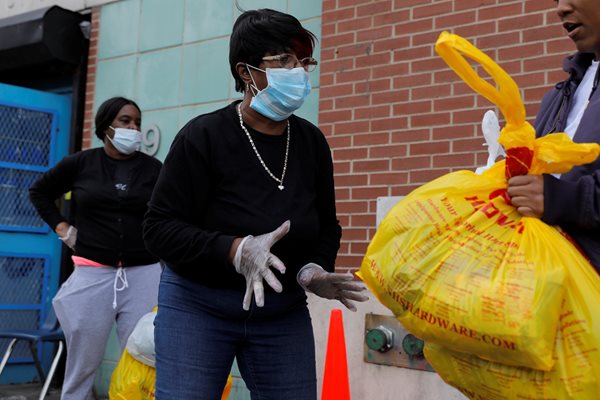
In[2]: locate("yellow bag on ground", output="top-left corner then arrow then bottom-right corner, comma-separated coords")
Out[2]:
358,32 -> 600,371
109,350 -> 156,400
109,308 -> 233,400
424,255 -> 600,400
108,350 -> 234,400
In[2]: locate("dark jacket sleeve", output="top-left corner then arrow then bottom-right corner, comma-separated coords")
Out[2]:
29,153 -> 78,231
543,171 -> 600,229
536,58 -> 600,231
534,54 -> 600,270
143,128 -> 236,268
311,131 -> 342,272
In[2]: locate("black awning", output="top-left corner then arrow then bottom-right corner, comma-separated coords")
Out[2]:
0,5 -> 88,74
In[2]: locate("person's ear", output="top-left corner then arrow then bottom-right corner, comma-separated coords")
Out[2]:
103,125 -> 114,142
236,62 -> 252,85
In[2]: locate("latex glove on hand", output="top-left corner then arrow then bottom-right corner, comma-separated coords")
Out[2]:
233,220 -> 290,311
297,263 -> 369,311
59,225 -> 77,250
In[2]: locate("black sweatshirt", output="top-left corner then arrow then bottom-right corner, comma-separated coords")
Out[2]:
29,148 -> 162,267
143,101 -> 342,291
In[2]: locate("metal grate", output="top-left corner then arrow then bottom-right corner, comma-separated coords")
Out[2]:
0,104 -> 53,167
0,256 -> 47,362
0,256 -> 45,304
0,103 -> 54,232
0,168 -> 46,230
0,310 -> 40,362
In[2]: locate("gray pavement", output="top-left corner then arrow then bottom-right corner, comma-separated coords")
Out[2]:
0,384 -> 107,400
0,383 -> 60,400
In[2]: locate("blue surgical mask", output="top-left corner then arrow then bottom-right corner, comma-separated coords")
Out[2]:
108,126 -> 142,155
247,66 -> 311,121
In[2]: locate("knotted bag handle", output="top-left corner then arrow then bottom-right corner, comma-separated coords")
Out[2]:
435,31 -> 536,176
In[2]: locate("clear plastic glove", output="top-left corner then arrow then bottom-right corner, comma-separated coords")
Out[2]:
59,225 -> 77,250
297,263 -> 369,312
233,220 -> 290,311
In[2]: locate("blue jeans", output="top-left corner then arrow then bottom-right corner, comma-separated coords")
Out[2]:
155,266 -> 317,400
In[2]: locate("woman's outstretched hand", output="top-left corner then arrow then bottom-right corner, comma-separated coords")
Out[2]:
297,263 -> 369,311
233,220 -> 290,311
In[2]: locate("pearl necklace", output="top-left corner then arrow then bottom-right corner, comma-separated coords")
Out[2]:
237,103 -> 290,190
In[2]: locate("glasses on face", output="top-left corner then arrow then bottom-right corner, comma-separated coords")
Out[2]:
261,53 -> 318,72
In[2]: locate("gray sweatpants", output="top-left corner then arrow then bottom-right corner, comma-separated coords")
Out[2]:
53,263 -> 161,400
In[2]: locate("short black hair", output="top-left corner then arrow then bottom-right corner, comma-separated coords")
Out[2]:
94,97 -> 141,141
229,8 -> 316,93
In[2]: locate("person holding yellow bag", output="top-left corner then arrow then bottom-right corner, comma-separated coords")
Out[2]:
364,24 -> 600,400
359,25 -> 600,373
507,0 -> 600,272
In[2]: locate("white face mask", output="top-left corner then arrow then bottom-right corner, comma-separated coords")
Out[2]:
107,126 -> 142,155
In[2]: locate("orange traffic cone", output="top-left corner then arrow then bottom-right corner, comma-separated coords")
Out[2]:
321,309 -> 350,400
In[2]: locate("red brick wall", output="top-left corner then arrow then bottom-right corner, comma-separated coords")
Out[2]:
319,0 -> 574,272
82,7 -> 100,149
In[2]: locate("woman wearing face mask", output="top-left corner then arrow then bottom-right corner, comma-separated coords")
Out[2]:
507,0 -> 600,273
29,96 -> 162,400
143,8 -> 367,400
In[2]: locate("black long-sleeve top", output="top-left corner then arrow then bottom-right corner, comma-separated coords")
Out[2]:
143,101 -> 342,292
29,148 -> 162,267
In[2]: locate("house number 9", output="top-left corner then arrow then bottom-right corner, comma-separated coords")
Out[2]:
141,124 -> 160,156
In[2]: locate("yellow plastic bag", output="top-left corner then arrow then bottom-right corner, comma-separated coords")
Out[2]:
424,254 -> 600,400
109,307 -> 233,400
109,350 -> 156,400
433,32 -> 600,176
358,32 -> 600,371
108,350 -> 234,400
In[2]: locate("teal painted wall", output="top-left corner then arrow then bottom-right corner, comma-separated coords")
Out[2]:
92,0 -> 323,161
92,0 -> 323,397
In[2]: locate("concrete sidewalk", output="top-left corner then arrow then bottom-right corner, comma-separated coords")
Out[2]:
0,383 -> 107,400
0,383 -> 61,400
